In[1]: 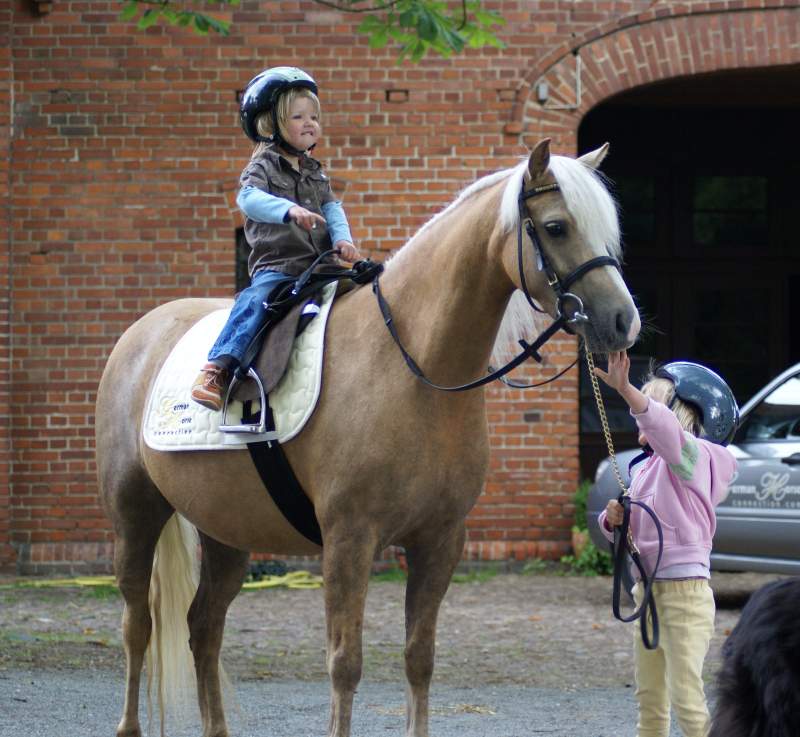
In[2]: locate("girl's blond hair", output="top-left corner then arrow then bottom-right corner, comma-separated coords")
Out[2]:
641,372 -> 703,437
251,87 -> 321,159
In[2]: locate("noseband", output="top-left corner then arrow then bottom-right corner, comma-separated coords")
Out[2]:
517,181 -> 620,330
371,178 -> 622,392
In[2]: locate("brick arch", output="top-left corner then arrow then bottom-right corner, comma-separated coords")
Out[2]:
505,4 -> 800,152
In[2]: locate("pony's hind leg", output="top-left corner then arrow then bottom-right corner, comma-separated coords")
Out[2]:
403,524 -> 466,737
111,489 -> 173,737
188,531 -> 250,737
323,530 -> 378,737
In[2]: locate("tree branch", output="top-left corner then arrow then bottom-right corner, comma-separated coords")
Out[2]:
457,0 -> 467,30
306,0 -> 402,13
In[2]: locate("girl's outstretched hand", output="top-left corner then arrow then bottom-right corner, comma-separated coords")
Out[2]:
593,350 -> 649,414
593,351 -> 632,393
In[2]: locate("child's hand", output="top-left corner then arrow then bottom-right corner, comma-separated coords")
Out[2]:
593,351 -> 632,393
593,351 -> 649,414
605,500 -> 624,528
288,206 -> 327,232
334,241 -> 361,263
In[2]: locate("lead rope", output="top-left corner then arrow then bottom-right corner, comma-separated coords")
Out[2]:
584,350 -> 630,501
584,349 -> 662,650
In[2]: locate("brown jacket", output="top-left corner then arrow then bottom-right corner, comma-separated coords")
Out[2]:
239,147 -> 338,276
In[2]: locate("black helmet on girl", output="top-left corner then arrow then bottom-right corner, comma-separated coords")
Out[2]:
240,66 -> 318,148
655,361 -> 739,446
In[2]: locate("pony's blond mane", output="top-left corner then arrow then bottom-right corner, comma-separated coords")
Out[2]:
387,154 -> 621,365
499,157 -> 620,257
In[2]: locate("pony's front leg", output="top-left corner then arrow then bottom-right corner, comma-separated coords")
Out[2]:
403,524 -> 466,737
188,532 -> 250,737
323,529 -> 377,737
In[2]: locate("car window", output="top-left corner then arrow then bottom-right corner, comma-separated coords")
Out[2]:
736,374 -> 800,441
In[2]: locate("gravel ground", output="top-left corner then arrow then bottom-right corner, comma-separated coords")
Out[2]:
0,569 -> 785,736
2,672 -> 675,737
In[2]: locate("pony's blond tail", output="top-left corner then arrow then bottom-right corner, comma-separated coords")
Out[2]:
146,513 -> 200,736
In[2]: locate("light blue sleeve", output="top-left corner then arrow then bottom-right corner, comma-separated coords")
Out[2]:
237,185 -> 294,224
321,200 -> 353,245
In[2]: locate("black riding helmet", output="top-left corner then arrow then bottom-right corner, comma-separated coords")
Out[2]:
655,361 -> 739,446
240,66 -> 318,153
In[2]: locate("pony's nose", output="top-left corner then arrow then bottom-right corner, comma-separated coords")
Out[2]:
617,307 -> 641,345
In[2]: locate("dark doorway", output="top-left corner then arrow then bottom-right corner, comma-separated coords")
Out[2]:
578,65 -> 800,479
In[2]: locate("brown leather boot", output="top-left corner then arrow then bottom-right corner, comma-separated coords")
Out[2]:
190,363 -> 231,412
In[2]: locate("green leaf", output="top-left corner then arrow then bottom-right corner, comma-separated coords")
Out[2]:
443,27 -> 465,53
417,12 -> 437,42
137,8 -> 161,29
409,38 -> 427,62
120,1 -> 139,22
387,25 -> 411,42
486,33 -> 505,49
474,8 -> 505,27
368,28 -> 389,48
192,14 -> 211,34
398,10 -> 415,28
357,15 -> 384,33
206,15 -> 231,35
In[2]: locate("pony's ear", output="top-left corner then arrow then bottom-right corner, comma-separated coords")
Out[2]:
578,142 -> 610,170
527,138 -> 551,180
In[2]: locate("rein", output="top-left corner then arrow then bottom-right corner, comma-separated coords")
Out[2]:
585,351 -> 663,650
371,178 -> 620,393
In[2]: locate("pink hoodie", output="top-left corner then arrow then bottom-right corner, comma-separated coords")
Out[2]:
598,398 -> 737,577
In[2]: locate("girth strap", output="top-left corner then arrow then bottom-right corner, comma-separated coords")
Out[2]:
244,404 -> 323,547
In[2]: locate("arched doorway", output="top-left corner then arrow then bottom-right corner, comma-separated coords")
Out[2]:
577,64 -> 800,478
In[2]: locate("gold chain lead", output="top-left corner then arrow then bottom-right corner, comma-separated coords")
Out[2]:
584,350 -> 629,496
584,349 -> 640,554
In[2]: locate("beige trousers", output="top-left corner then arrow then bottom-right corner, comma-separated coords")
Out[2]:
632,579 -> 715,737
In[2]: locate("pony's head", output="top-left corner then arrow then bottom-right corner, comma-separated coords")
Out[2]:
498,139 -> 640,353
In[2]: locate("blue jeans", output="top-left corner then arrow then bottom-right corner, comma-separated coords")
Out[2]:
208,269 -> 291,364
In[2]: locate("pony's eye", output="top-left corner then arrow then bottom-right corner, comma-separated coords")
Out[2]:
544,221 -> 566,238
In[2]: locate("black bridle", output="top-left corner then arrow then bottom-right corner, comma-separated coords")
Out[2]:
372,178 -> 621,392
516,182 -> 619,325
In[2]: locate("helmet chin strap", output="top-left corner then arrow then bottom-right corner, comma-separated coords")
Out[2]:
257,133 -> 315,159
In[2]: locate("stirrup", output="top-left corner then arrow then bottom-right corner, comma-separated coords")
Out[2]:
218,367 -> 279,444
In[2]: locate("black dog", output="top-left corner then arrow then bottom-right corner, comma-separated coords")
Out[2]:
710,577 -> 800,737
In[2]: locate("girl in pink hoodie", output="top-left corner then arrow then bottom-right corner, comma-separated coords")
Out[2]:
596,351 -> 737,737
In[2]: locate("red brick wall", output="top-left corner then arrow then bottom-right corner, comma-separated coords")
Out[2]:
3,0 -> 798,573
0,0 -> 15,572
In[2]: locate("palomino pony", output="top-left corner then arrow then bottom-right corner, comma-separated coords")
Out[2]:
96,139 -> 640,737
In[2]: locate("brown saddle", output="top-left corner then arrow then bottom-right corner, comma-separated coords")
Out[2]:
230,281 -> 351,404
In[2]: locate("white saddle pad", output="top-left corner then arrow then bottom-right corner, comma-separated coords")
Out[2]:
142,283 -> 336,451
